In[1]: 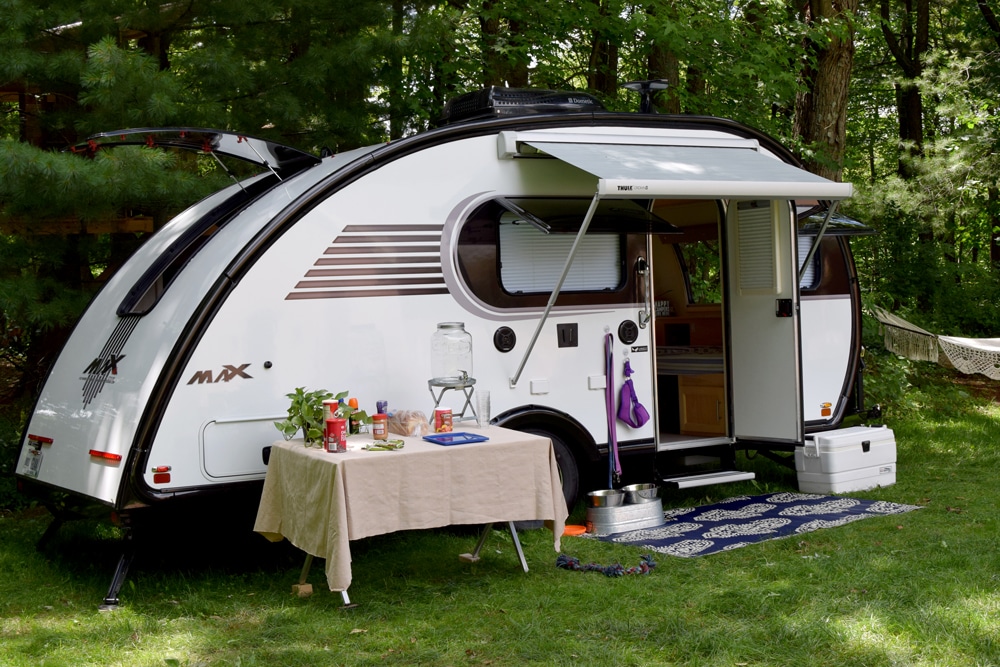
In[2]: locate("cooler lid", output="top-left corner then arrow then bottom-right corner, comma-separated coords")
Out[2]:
807,426 -> 895,450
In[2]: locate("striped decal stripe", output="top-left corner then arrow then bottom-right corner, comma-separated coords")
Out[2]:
304,267 -> 441,277
323,246 -> 438,255
294,277 -> 444,289
313,256 -> 439,266
287,287 -> 450,300
286,223 -> 447,300
82,315 -> 140,407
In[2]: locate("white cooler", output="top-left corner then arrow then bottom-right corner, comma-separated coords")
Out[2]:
795,426 -> 897,493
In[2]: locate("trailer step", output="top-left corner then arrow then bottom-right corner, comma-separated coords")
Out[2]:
662,470 -> 756,489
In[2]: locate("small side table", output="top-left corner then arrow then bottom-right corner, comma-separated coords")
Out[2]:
428,377 -> 477,421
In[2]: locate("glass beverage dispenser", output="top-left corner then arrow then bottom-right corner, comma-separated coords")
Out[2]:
430,322 -> 473,384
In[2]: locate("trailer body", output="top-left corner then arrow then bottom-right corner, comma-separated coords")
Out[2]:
16,97 -> 865,515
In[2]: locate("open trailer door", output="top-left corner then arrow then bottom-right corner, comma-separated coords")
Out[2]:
726,199 -> 802,444
497,130 -> 853,446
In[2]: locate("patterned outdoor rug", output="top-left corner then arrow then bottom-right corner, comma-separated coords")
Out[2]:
594,492 -> 922,557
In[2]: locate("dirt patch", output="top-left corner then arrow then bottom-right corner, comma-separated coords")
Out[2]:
946,373 -> 1000,403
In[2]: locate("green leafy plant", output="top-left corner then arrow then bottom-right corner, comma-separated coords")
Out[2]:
274,387 -> 338,446
274,388 -> 374,445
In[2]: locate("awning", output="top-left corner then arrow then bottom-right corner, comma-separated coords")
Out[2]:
499,131 -> 854,387
522,140 -> 853,201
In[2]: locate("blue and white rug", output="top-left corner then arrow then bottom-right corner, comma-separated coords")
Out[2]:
595,492 -> 922,557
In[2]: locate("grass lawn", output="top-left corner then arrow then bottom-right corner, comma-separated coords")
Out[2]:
2,392 -> 999,666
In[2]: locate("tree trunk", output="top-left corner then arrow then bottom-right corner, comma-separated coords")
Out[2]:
990,187 -> 1000,266
587,0 -> 618,97
479,1 -> 504,87
894,82 -> 924,176
589,39 -> 618,96
478,3 -> 529,88
506,19 -> 529,88
686,65 -> 705,107
647,45 -> 680,113
879,0 -> 929,177
793,0 -> 858,181
977,0 -> 1000,48
645,4 -> 680,113
389,0 -> 404,140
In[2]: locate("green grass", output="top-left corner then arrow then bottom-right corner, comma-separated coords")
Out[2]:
3,387 -> 1000,665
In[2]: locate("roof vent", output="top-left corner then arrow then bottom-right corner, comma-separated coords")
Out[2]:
439,87 -> 606,126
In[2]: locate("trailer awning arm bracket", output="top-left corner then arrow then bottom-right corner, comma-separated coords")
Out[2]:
798,200 -> 839,283
510,192 -> 602,388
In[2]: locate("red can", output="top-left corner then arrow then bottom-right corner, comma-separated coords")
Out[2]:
433,407 -> 453,433
325,418 -> 348,453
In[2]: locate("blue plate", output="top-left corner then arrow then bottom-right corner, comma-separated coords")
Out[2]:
423,432 -> 489,445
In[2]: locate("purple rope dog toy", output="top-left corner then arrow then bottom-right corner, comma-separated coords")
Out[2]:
555,553 -> 657,577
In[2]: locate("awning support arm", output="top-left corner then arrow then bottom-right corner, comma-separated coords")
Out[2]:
510,191 -> 602,388
798,200 -> 840,283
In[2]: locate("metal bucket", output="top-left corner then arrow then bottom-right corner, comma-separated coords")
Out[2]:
586,499 -> 664,535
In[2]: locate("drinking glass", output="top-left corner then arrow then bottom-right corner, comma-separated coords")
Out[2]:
475,390 -> 491,428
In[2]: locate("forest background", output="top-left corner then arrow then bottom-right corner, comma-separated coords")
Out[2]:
0,0 -> 998,509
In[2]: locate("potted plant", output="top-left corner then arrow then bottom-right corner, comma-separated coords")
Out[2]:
274,388 -> 373,446
274,387 -> 335,446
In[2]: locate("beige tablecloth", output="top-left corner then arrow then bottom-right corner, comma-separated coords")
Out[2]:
253,426 -> 568,592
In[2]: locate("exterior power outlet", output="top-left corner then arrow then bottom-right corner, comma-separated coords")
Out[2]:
557,323 -> 578,348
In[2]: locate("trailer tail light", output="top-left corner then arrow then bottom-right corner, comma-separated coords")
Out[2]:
28,434 -> 54,446
151,465 -> 171,484
820,402 -> 832,417
89,449 -> 122,463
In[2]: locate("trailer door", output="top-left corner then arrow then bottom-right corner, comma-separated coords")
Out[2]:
726,199 -> 802,443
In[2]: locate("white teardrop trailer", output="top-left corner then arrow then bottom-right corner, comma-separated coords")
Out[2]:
16,87 -> 875,605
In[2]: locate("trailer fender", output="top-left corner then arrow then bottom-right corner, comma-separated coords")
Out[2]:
494,405 -> 598,510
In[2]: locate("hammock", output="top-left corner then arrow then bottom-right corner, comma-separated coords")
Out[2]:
871,306 -> 1000,380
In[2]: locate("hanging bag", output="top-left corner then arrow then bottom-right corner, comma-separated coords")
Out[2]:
617,359 -> 650,428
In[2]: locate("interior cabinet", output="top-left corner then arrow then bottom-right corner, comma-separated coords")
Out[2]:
678,374 -> 726,436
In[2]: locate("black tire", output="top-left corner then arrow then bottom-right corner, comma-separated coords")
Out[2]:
523,427 -> 580,512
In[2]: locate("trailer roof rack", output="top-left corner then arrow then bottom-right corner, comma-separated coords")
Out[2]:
439,87 -> 606,126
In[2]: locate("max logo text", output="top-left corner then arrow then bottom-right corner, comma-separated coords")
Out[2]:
187,364 -> 253,385
83,354 -> 125,375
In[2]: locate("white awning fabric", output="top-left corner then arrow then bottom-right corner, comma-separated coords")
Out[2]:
523,141 -> 853,201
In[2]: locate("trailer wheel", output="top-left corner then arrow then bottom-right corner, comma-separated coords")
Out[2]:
523,428 -> 580,511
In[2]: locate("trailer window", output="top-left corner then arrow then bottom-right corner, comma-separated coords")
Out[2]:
798,235 -> 820,290
675,240 -> 722,305
499,214 -> 621,293
455,198 -> 642,309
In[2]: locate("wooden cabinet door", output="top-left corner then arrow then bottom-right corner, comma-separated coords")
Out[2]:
678,374 -> 726,436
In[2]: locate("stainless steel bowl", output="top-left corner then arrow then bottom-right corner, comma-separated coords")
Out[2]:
622,483 -> 659,503
588,489 -> 625,507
